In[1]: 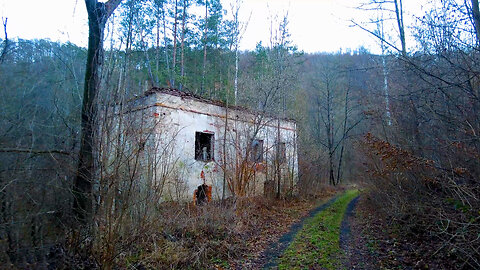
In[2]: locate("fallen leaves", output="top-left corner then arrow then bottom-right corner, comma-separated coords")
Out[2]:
229,191 -> 337,268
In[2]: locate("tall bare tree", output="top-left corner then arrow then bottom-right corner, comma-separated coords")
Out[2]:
201,0 -> 208,94
393,0 -> 406,56
0,17 -> 9,64
355,0 -> 407,56
74,0 -> 122,222
179,0 -> 188,90
171,0 -> 179,87
471,0 -> 480,43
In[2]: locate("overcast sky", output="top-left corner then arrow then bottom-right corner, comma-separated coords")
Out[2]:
0,0 -> 423,54
223,0 -> 377,53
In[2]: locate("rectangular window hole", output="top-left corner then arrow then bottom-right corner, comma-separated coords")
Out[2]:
195,132 -> 214,161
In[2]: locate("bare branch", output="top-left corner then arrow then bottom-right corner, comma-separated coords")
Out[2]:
350,19 -> 403,53
105,0 -> 123,19
0,148 -> 71,155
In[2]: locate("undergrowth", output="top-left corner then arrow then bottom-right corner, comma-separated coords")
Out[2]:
361,133 -> 480,268
93,190 -> 336,269
13,187 -> 339,269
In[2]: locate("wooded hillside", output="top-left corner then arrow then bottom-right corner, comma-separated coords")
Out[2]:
0,0 -> 479,268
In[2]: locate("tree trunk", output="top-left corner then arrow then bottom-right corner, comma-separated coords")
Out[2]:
74,0 -> 121,222
0,18 -> 9,64
471,0 -> 480,44
201,0 -> 208,95
276,118 -> 281,198
336,87 -> 350,185
326,81 -> 336,186
162,3 -> 171,86
222,97 -> 228,201
377,12 -> 392,126
230,0 -> 244,105
329,152 -> 335,186
234,47 -> 239,104
394,0 -> 406,57
122,1 -> 135,96
180,0 -> 187,90
156,10 -> 160,85
172,0 -> 178,88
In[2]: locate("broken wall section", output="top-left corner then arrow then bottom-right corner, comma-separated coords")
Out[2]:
100,88 -> 298,204
146,89 -> 298,200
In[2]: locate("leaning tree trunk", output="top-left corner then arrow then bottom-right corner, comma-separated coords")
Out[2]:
73,0 -> 121,222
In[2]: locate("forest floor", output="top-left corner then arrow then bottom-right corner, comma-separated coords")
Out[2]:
233,188 -> 462,270
341,194 -> 460,270
227,186 -> 343,269
259,189 -> 360,269
10,186 -> 461,269
225,188 -> 359,269
259,195 -> 340,268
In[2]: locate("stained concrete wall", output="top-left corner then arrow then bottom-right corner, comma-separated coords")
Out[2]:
115,89 -> 298,201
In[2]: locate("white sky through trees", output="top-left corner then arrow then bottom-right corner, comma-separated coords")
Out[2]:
222,0 -> 376,53
0,0 -> 425,54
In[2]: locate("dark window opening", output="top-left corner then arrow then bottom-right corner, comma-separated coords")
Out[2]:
251,139 -> 264,162
195,132 -> 214,161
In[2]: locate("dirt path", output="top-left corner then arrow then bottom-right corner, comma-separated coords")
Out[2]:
339,195 -> 359,250
340,195 -> 378,270
339,195 -> 362,269
255,195 -> 339,269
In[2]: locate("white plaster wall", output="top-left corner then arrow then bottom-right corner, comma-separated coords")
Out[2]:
132,91 -> 298,201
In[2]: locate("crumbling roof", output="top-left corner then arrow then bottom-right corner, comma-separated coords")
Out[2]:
145,87 -> 235,108
143,87 -> 296,123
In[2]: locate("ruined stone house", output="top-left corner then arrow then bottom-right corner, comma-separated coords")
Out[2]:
105,87 -> 298,202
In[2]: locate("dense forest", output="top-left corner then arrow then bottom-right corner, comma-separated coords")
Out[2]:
0,0 -> 479,268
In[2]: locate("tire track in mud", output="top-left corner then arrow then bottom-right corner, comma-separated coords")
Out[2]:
259,195 -> 340,269
339,195 -> 360,249
339,195 -> 364,270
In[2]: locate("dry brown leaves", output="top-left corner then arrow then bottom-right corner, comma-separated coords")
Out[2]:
345,195 -> 465,270
229,187 -> 339,269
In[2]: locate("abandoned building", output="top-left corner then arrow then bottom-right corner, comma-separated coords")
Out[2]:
105,87 -> 298,202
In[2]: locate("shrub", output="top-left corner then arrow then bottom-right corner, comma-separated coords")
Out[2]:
361,133 -> 480,268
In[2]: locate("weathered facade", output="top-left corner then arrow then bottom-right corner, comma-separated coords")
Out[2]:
106,88 -> 298,202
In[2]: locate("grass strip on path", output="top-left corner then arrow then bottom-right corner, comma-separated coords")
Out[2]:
278,189 -> 359,270
261,195 -> 339,269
